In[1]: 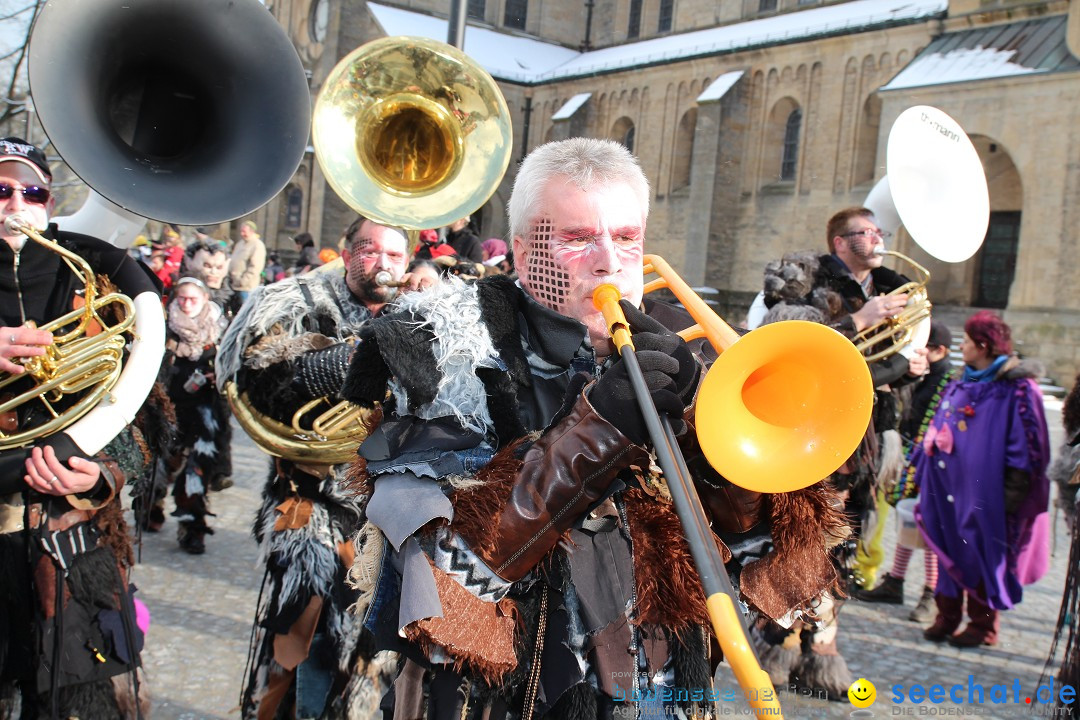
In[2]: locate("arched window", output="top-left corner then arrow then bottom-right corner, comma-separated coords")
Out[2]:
628,0 -> 642,39
780,108 -> 801,181
504,0 -> 526,29
671,108 -> 696,191
612,117 -> 635,153
658,0 -> 673,33
853,94 -> 882,186
467,0 -> 485,20
284,185 -> 303,229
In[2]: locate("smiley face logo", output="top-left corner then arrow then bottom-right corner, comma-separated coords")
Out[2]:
848,678 -> 876,708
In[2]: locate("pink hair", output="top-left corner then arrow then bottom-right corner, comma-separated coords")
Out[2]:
964,310 -> 1012,356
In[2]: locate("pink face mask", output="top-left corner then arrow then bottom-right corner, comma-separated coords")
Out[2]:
516,180 -> 645,352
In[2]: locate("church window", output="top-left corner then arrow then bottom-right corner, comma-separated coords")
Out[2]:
658,0 -> 673,32
672,108 -> 696,190
628,0 -> 642,39
612,116 -> 636,153
781,108 -> 801,180
505,0 -> 527,29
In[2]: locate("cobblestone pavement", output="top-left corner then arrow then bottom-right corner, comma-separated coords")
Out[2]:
133,403 -> 1070,719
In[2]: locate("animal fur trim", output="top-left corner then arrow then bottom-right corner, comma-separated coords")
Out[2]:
386,278 -> 502,433
402,562 -> 518,684
790,650 -> 853,700
739,482 -> 846,620
448,440 -> 528,567
217,272 -> 370,391
623,488 -> 709,632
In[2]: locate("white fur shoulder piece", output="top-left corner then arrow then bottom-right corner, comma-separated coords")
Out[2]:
388,277 -> 502,435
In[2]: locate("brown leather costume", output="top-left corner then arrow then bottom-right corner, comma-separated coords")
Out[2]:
342,275 -> 845,719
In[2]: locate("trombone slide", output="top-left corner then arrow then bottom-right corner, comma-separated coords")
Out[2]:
593,284 -> 784,720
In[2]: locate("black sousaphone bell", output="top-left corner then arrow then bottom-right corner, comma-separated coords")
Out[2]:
28,0 -> 311,225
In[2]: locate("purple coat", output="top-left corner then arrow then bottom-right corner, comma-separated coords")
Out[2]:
913,359 -> 1051,610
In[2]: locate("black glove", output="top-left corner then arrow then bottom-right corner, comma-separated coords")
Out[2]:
618,300 -> 699,402
292,342 -> 354,402
588,300 -> 698,445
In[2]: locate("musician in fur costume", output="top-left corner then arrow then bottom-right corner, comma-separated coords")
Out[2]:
750,210 -> 926,699
340,138 -> 846,719
216,216 -> 407,718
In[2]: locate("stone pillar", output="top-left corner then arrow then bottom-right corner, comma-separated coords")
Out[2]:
684,98 -> 723,286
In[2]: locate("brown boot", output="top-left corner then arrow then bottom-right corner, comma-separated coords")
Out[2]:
924,594 -> 963,642
948,594 -> 999,647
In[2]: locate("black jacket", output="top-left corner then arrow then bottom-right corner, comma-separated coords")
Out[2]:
0,225 -> 159,491
899,356 -> 953,441
813,253 -> 912,388
445,227 -> 484,263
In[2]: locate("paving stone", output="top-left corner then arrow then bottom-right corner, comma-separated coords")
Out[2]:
137,404 -> 1071,719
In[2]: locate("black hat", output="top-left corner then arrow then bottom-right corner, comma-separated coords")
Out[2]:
0,137 -> 51,182
927,321 -> 952,349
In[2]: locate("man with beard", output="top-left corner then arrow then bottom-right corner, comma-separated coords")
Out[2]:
217,215 -> 408,718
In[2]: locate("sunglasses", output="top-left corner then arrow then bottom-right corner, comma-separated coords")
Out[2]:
0,183 -> 50,205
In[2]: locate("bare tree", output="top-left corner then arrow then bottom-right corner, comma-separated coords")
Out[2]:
0,0 -> 40,128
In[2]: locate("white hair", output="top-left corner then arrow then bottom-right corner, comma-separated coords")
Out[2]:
507,138 -> 650,240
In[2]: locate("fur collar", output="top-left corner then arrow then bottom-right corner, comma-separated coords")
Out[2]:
995,355 -> 1045,382
217,271 -> 369,390
342,274 -> 530,446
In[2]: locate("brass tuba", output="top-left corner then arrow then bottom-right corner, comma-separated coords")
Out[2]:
224,36 -> 513,464
855,105 -> 990,363
0,0 -> 311,460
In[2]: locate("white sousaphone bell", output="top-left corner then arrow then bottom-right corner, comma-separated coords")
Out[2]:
858,105 -> 990,361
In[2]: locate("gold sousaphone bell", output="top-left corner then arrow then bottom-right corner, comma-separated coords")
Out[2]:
313,36 -> 513,229
228,36 -> 514,464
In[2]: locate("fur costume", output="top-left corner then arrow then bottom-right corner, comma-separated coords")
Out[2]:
217,271 -> 393,718
748,248 -> 922,700
163,304 -> 231,551
341,275 -> 846,718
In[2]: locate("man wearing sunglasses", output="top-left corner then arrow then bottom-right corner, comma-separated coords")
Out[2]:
0,137 -> 160,717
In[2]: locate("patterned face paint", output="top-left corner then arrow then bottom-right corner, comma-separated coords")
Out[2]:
516,180 -> 645,351
343,221 -> 409,304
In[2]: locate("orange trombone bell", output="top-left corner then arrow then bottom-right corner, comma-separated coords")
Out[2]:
642,254 -> 873,493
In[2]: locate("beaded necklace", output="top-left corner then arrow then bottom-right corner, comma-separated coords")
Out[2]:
890,367 -> 956,505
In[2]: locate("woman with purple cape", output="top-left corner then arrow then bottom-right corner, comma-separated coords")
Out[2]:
913,310 -> 1051,647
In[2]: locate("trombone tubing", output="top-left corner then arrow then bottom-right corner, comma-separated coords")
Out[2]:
592,285 -> 783,720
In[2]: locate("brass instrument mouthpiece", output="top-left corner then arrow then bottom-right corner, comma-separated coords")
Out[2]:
4,215 -> 29,234
375,271 -> 407,288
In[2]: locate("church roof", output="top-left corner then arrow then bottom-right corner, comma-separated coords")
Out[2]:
883,14 -> 1080,90
368,0 -> 947,84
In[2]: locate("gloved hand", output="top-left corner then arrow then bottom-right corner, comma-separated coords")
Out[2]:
588,300 -> 699,445
292,342 -> 354,402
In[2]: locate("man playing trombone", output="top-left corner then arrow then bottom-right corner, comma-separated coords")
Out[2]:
340,138 -> 848,719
